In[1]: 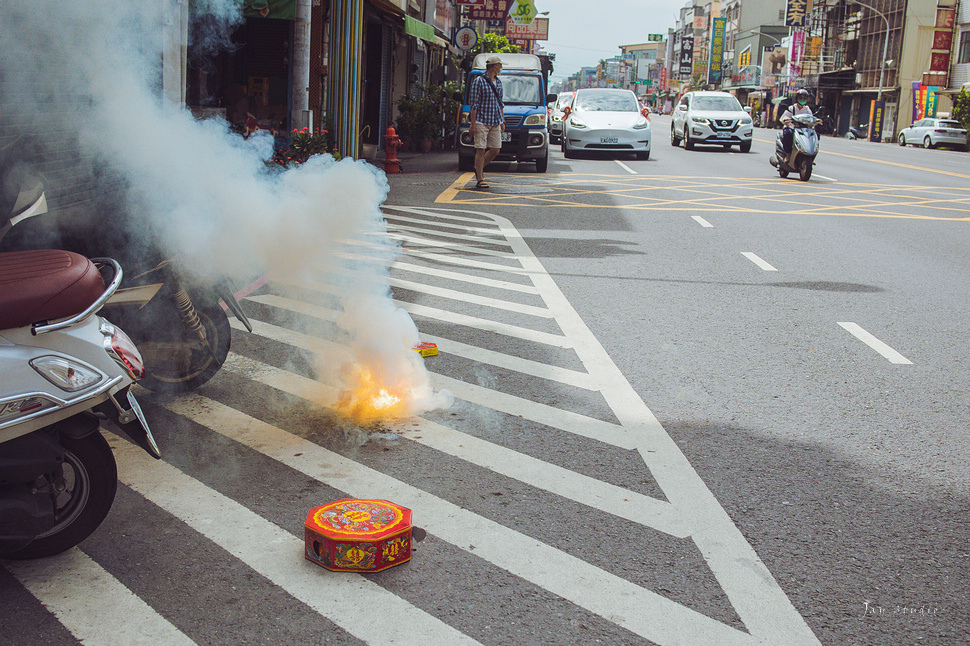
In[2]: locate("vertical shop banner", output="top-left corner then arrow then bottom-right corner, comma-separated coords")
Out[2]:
790,31 -> 805,76
659,66 -> 667,91
785,0 -> 811,27
911,81 -> 921,121
924,86 -> 940,118
917,85 -> 927,120
707,17 -> 725,86
679,37 -> 694,76
868,100 -> 884,142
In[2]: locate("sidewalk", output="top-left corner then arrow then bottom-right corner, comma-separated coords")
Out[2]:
366,149 -> 460,175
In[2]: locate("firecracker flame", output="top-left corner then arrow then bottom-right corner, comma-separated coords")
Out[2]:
335,366 -> 410,423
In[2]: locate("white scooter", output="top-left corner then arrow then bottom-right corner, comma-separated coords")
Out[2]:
0,179 -> 159,560
769,113 -> 821,181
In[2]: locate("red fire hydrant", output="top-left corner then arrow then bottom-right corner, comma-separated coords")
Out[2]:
384,126 -> 402,174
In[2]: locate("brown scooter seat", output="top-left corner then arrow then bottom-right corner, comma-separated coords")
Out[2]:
0,250 -> 106,330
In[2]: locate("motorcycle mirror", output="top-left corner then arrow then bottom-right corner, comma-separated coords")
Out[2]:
1,164 -> 48,228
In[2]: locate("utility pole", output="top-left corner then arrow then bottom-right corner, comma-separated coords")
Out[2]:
291,0 -> 312,130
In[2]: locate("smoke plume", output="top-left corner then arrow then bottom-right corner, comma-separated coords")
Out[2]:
0,0 -> 450,422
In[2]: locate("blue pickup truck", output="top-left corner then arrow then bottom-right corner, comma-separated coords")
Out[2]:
456,53 -> 557,173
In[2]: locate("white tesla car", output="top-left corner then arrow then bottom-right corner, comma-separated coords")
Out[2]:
561,88 -> 651,160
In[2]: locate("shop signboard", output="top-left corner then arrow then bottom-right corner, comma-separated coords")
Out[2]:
469,0 -> 512,21
679,37 -> 694,76
785,0 -> 810,27
506,17 -> 548,40
707,17 -> 725,85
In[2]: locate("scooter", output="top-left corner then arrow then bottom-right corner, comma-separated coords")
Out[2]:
0,142 -> 252,393
846,123 -> 869,140
0,228 -> 161,558
769,113 -> 821,182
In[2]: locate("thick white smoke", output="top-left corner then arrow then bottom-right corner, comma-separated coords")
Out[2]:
0,0 -> 450,422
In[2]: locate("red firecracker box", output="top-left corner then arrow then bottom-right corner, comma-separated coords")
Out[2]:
304,499 -> 412,573
413,342 -> 438,357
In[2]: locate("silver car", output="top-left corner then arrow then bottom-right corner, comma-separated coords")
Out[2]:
897,118 -> 968,150
671,91 -> 753,152
548,91 -> 574,145
561,89 -> 651,160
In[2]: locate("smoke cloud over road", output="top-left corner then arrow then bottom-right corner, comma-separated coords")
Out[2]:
0,0 -> 451,422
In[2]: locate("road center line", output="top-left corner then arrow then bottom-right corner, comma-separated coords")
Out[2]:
692,215 -> 714,228
741,252 -> 778,271
614,159 -> 637,174
837,322 -> 913,364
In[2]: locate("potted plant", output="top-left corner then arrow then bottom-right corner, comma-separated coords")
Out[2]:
396,92 -> 438,152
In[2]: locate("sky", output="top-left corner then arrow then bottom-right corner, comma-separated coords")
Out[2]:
533,0 -> 682,83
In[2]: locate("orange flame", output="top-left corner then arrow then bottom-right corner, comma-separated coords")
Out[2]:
334,366 -> 410,423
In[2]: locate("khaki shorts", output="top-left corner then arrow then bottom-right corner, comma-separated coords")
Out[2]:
474,123 -> 503,149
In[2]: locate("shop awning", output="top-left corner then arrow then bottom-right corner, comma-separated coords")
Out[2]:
405,15 -> 435,43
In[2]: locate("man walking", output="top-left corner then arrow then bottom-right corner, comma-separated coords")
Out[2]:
468,55 -> 505,189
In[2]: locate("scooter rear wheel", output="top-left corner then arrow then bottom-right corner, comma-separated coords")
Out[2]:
778,168 -> 789,178
137,298 -> 232,393
2,432 -> 117,560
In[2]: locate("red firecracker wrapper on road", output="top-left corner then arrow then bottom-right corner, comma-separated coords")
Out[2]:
305,499 -> 412,572
413,342 -> 438,357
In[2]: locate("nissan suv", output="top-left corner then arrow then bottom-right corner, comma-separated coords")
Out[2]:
671,91 -> 753,152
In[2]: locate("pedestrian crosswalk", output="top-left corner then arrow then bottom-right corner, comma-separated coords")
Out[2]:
2,205 -> 822,645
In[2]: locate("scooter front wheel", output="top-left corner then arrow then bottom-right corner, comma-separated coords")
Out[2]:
2,432 -> 118,560
798,158 -> 813,181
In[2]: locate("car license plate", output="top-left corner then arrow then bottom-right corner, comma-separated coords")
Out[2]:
600,136 -> 619,143
716,132 -> 731,138
502,132 -> 511,142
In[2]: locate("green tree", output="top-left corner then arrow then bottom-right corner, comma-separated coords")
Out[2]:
952,88 -> 970,133
472,33 -> 520,55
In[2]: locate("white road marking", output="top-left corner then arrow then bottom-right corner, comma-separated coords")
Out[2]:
812,174 -> 838,182
108,436 -> 482,646
614,159 -> 637,174
692,215 -> 714,228
386,206 -> 821,645
5,549 -> 196,646
219,354 -> 689,537
838,322 -> 913,364
741,251 -> 778,271
387,277 -> 554,318
159,395 -> 759,646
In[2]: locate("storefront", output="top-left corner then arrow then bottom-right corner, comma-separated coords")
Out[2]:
187,2 -> 297,135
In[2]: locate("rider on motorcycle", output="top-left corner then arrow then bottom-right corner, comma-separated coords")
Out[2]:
781,89 -> 813,154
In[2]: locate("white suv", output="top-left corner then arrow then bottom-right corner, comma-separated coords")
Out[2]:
671,91 -> 753,152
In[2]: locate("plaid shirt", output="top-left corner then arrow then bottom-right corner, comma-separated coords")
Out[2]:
469,74 -> 504,126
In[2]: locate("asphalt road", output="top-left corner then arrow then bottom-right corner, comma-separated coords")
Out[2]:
3,117 -> 968,645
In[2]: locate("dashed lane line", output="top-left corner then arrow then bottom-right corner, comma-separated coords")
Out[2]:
838,322 -> 913,364
614,159 -> 637,174
741,251 -> 778,271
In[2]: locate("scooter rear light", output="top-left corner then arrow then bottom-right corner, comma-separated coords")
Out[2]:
30,356 -> 104,392
99,320 -> 146,380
